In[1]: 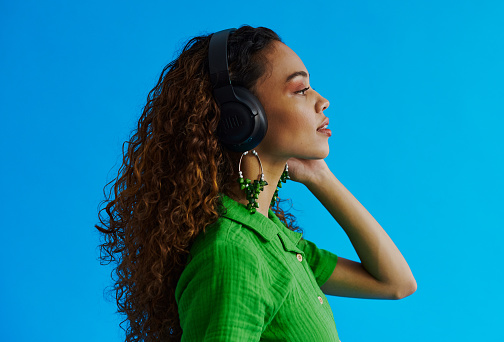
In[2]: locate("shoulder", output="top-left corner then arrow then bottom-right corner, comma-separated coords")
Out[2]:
175,220 -> 273,340
175,217 -> 266,305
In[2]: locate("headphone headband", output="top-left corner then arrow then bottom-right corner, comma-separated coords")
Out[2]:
208,28 -> 235,89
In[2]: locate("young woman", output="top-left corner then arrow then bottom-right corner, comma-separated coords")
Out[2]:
97,25 -> 416,342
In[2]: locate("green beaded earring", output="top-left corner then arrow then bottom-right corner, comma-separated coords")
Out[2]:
270,163 -> 290,207
237,150 -> 268,214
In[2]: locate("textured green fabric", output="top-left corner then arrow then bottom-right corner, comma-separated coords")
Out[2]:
175,194 -> 340,341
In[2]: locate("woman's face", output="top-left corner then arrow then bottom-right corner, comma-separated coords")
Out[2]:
254,41 -> 331,161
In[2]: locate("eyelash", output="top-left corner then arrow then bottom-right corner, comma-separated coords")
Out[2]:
295,87 -> 310,95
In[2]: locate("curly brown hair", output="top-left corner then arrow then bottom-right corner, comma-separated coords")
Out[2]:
96,25 -> 302,341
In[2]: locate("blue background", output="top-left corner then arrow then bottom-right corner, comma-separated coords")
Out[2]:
1,0 -> 503,341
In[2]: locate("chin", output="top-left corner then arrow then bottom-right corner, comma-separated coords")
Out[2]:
318,145 -> 330,159
319,150 -> 330,159
305,147 -> 329,160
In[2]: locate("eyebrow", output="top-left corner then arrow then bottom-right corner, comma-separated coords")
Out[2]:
285,71 -> 309,83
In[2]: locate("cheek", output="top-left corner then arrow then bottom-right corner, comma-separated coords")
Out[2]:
264,112 -> 305,146
271,109 -> 307,135
260,99 -> 309,146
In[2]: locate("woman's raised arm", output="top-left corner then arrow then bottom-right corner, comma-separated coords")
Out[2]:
288,158 -> 417,300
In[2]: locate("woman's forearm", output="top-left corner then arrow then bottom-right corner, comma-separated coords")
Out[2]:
306,168 -> 417,296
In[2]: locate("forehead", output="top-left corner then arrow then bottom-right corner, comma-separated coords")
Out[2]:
258,41 -> 308,85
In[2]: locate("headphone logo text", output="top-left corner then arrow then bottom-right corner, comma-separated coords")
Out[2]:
223,115 -> 242,130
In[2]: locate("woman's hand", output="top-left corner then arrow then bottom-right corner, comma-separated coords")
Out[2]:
286,157 -> 331,187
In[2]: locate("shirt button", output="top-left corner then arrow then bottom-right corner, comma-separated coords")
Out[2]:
296,253 -> 303,262
318,296 -> 323,304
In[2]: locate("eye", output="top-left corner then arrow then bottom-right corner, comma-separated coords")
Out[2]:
295,87 -> 310,95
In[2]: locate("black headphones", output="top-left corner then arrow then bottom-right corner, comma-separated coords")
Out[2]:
208,28 -> 268,152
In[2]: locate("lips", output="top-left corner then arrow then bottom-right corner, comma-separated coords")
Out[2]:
317,118 -> 331,137
317,118 -> 329,131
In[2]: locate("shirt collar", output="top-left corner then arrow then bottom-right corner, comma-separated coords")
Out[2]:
220,194 -> 304,254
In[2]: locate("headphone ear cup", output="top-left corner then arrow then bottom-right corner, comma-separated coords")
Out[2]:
217,86 -> 268,152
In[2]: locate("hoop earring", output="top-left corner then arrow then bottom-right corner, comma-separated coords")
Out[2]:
237,150 -> 268,214
270,163 -> 290,207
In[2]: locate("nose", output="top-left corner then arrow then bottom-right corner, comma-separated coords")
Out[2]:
316,93 -> 330,113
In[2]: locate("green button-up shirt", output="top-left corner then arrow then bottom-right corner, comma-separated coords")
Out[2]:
175,194 -> 340,341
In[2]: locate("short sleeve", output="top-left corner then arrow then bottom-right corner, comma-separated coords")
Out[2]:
175,241 -> 269,341
297,238 -> 338,287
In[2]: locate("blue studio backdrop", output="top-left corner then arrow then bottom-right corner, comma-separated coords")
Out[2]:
1,1 -> 503,341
